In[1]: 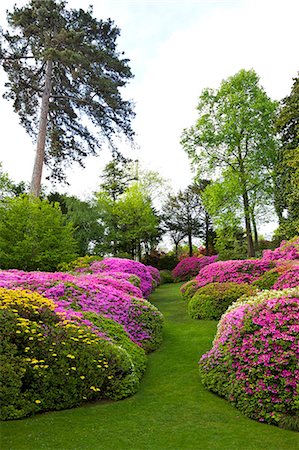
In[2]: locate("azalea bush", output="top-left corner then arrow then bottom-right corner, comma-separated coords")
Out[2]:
84,258 -> 154,297
199,287 -> 299,430
262,236 -> 299,262
147,265 -> 161,287
180,279 -> 199,301
195,259 -> 273,288
252,261 -> 299,290
188,282 -> 257,320
0,270 -> 163,352
172,256 -> 218,282
0,288 -> 147,420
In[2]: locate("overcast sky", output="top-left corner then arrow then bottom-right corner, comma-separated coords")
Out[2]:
0,0 -> 298,204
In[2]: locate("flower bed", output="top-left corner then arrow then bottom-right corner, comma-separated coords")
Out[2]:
0,270 -> 163,352
172,256 -> 218,282
0,288 -> 147,420
195,259 -> 273,288
87,258 -> 154,297
262,237 -> 299,262
199,287 -> 299,430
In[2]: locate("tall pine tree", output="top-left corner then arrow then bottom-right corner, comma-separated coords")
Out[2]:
1,0 -> 135,195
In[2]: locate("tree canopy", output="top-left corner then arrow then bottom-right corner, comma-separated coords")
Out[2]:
1,0 -> 135,195
181,69 -> 278,257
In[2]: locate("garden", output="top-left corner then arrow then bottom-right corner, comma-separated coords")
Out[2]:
1,238 -> 298,449
0,2 -> 298,448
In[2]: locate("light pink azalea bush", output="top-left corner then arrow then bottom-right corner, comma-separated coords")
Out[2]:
262,236 -> 299,262
0,269 -> 163,352
195,259 -> 273,288
199,287 -> 299,430
172,256 -> 218,282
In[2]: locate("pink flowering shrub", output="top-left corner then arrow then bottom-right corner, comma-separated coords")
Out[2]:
87,258 -> 154,297
0,287 -> 147,420
262,236 -> 299,262
273,267 -> 299,290
0,270 -> 163,352
147,265 -> 161,287
172,256 -> 218,281
252,260 -> 299,291
199,287 -> 299,430
195,259 -> 273,288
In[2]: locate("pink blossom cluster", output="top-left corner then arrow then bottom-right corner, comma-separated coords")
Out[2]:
195,259 -> 273,288
85,258 -> 154,297
146,265 -> 161,287
0,269 -> 163,351
273,267 -> 299,290
262,237 -> 299,262
172,256 -> 218,281
199,288 -> 299,428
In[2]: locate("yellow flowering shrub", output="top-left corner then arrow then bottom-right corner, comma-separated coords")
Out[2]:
0,288 -> 146,420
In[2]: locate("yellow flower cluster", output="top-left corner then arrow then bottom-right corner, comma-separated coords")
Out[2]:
0,288 -> 55,312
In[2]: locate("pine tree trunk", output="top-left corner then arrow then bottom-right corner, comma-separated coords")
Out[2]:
30,60 -> 53,196
188,231 -> 193,257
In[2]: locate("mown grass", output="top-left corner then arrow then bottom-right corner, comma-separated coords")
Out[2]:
1,283 -> 298,449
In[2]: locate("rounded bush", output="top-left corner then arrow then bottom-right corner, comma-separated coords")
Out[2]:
180,279 -> 199,301
172,256 -> 218,281
262,236 -> 299,262
88,258 -> 154,297
0,270 -> 163,352
159,270 -> 174,284
199,287 -> 299,430
0,288 -> 147,420
195,259 -> 273,288
147,265 -> 161,287
273,266 -> 299,290
188,282 -> 257,320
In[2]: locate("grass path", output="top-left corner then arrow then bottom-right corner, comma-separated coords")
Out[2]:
1,283 -> 298,450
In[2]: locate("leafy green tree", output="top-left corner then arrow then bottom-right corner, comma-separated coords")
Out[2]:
95,183 -> 160,259
274,75 -> 299,238
0,195 -> 77,270
181,69 -> 278,257
48,192 -> 104,255
1,0 -> 134,196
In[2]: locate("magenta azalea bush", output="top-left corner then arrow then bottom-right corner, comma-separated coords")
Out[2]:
195,259 -> 273,288
172,256 -> 218,281
0,270 -> 163,352
273,266 -> 299,290
147,265 -> 161,287
262,237 -> 299,262
85,258 -> 154,297
199,287 -> 299,430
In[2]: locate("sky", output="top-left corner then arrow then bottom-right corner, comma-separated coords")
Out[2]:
0,0 -> 298,210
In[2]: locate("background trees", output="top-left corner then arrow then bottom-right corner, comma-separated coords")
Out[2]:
161,184 -> 215,257
0,196 -> 77,270
274,75 -> 299,239
1,0 -> 135,195
181,69 -> 278,257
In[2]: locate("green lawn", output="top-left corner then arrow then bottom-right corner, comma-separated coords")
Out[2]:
1,283 -> 298,450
